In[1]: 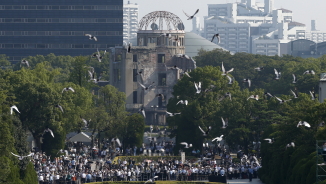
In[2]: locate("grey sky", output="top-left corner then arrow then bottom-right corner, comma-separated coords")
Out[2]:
124,0 -> 325,32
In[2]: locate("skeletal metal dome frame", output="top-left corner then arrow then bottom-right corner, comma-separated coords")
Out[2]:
139,11 -> 184,31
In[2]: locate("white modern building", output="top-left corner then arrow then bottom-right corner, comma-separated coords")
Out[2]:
202,0 -> 309,56
305,20 -> 326,43
319,73 -> 326,103
123,1 -> 138,42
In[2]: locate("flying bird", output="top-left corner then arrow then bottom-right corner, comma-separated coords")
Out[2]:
212,135 -> 224,142
170,35 -> 180,45
111,138 -> 122,147
176,100 -> 188,105
264,138 -> 274,144
247,95 -> 259,101
292,74 -> 297,83
297,121 -> 311,128
10,105 -> 20,115
221,62 -> 234,75
86,66 -> 95,79
166,111 -> 181,117
221,117 -> 228,128
81,118 -> 89,128
138,82 -> 155,90
180,71 -> 191,78
139,108 -> 146,118
183,9 -> 199,20
11,152 -> 33,160
62,87 -> 75,93
135,70 -> 143,76
275,96 -> 291,104
155,94 -> 164,100
84,34 -> 97,41
303,70 -> 315,75
309,91 -> 316,100
243,78 -> 251,87
194,82 -> 202,94
286,142 -> 295,149
92,48 -> 106,62
180,142 -> 193,148
290,89 -> 298,98
145,176 -> 158,184
199,126 -> 211,136
219,92 -> 232,101
274,68 -> 281,80
55,104 -> 64,113
20,60 -> 30,67
264,92 -> 273,97
211,33 -> 220,44
43,128 -> 54,138
226,75 -> 233,84
203,142 -> 209,148
254,67 -> 264,71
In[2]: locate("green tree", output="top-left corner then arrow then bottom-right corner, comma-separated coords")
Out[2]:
5,62 -> 94,157
88,85 -> 127,149
167,65 -> 239,153
122,113 -> 145,149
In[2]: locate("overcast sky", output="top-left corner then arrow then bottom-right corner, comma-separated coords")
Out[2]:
124,0 -> 325,32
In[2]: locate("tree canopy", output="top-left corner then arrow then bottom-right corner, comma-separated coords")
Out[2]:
0,53 -> 143,183
167,49 -> 326,183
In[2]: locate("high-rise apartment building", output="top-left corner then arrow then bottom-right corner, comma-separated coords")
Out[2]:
202,0 -> 307,56
123,1 -> 138,43
0,0 -> 123,63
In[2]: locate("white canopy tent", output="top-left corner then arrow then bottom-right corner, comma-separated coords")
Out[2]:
69,132 -> 92,143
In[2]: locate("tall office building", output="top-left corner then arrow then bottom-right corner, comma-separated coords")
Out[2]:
0,0 -> 123,63
123,1 -> 138,43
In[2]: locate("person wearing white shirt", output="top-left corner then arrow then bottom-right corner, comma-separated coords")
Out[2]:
127,170 -> 131,181
38,174 -> 44,182
228,166 -> 233,179
81,172 -> 86,183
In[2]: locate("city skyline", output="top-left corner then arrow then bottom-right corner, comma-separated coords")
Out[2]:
124,0 -> 326,32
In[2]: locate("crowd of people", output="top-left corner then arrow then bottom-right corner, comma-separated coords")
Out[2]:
32,140 -> 261,184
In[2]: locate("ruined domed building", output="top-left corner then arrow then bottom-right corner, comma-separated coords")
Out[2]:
109,11 -> 196,125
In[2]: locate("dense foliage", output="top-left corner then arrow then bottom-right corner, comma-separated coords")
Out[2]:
0,53 -> 144,183
167,49 -> 326,184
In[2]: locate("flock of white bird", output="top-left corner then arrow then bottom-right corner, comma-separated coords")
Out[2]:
162,59 -> 319,150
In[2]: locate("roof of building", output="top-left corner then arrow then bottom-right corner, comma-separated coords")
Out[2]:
278,8 -> 292,13
288,21 -> 305,27
128,32 -> 230,57
185,32 -> 231,57
69,132 -> 92,142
